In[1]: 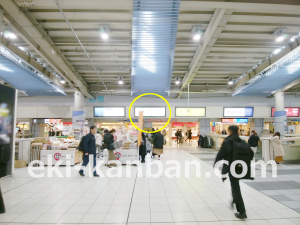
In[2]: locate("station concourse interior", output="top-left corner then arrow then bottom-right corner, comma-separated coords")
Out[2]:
1,0 -> 300,224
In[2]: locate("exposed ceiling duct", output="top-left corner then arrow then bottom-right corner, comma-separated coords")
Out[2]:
131,0 -> 180,96
0,46 -> 65,96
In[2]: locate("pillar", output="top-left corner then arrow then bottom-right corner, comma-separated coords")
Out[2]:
73,91 -> 85,137
274,91 -> 287,135
254,118 -> 264,136
74,91 -> 84,111
199,119 -> 211,136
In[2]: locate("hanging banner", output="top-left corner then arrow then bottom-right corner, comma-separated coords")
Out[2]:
72,111 -> 85,139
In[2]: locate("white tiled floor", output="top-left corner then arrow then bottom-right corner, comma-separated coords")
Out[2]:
0,143 -> 300,224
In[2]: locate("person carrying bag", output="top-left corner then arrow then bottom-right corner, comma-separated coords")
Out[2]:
103,129 -> 117,168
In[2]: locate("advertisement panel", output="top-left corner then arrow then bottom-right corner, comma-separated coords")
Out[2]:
0,85 -> 15,178
134,107 -> 166,117
94,107 -> 125,117
271,107 -> 299,117
175,107 -> 206,117
224,107 -> 254,117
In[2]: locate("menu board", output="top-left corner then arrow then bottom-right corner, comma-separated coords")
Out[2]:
94,107 -> 125,117
224,107 -> 254,117
271,107 -> 299,117
175,107 -> 205,117
222,118 -> 249,123
134,107 -> 166,117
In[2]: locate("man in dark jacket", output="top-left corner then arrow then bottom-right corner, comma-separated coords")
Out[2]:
79,125 -> 99,177
248,130 -> 259,155
214,125 -> 248,220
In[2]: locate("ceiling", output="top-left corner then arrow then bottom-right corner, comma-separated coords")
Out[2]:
1,0 -> 300,98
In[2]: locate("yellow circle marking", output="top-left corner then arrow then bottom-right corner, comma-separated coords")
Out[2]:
129,93 -> 171,133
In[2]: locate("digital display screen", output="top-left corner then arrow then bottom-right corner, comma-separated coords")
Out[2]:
134,107 -> 166,117
175,107 -> 206,117
0,85 -> 15,177
94,107 -> 125,117
271,107 -> 299,117
224,107 -> 254,117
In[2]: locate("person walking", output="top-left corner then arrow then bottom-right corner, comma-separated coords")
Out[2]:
95,131 -> 102,158
104,129 -> 117,168
139,133 -> 147,163
79,125 -> 99,177
214,125 -> 253,220
175,129 -> 180,144
152,130 -> 164,160
248,130 -> 259,155
270,132 -> 285,164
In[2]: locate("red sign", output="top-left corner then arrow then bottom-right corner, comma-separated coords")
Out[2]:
115,152 -> 122,160
172,122 -> 197,127
63,122 -> 72,125
272,107 -> 299,117
53,153 -> 62,161
222,119 -> 234,123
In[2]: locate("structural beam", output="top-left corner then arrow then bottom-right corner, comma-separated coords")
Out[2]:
0,0 -> 93,98
178,8 -> 233,98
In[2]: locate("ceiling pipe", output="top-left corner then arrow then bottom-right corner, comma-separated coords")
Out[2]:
53,0 -> 109,94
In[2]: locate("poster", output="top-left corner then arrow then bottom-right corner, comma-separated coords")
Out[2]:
72,111 -> 85,139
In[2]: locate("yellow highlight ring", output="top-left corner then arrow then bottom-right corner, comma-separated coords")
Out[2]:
128,93 -> 172,134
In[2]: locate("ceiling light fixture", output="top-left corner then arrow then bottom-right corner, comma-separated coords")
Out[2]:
4,31 -> 17,39
18,46 -> 25,51
118,76 -> 124,85
273,28 -> 287,42
228,77 -> 234,85
60,80 -> 66,84
191,26 -> 202,42
100,25 -> 110,40
175,77 -> 181,85
290,36 -> 296,42
273,48 -> 282,55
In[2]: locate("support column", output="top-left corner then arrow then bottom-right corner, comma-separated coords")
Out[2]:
74,91 -> 85,111
73,91 -> 85,138
254,118 -> 264,136
274,91 -> 287,135
199,119 -> 211,136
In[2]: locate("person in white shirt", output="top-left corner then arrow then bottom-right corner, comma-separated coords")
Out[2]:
95,131 -> 103,158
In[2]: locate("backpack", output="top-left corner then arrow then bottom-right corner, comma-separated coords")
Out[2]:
230,139 -> 254,180
78,135 -> 86,152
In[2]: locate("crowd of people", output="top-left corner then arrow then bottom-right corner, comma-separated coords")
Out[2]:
78,126 -> 165,176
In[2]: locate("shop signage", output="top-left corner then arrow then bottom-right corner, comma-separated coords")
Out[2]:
224,107 -> 254,117
222,118 -> 249,123
45,119 -> 62,124
172,122 -> 198,127
271,107 -> 299,117
175,107 -> 206,117
134,107 -> 166,117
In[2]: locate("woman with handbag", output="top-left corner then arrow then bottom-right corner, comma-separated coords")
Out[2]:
139,133 -> 147,163
152,130 -> 164,160
270,132 -> 285,164
104,129 -> 117,168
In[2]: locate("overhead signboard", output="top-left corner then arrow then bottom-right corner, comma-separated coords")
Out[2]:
271,107 -> 299,117
94,107 -> 125,117
175,107 -> 206,117
134,107 -> 166,117
224,107 -> 254,117
222,118 -> 249,123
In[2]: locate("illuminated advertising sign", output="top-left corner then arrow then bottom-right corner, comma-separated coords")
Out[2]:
175,107 -> 206,117
224,107 -> 254,117
222,118 -> 249,123
271,107 -> 299,117
94,107 -> 125,117
134,107 -> 166,117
